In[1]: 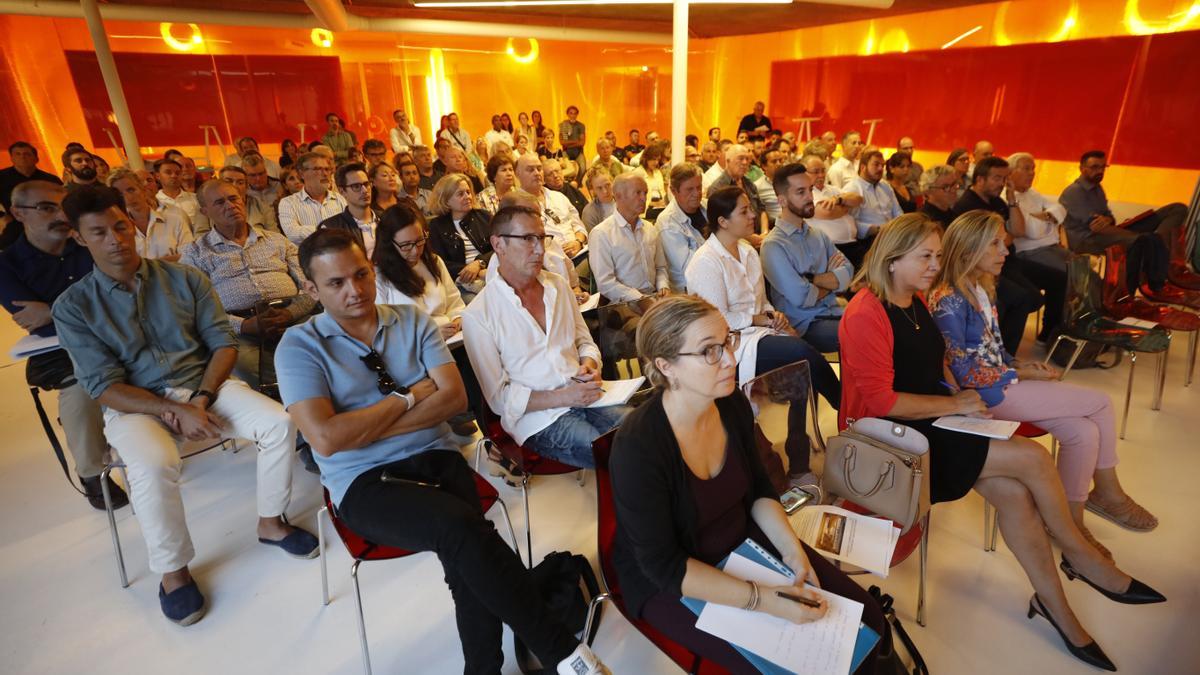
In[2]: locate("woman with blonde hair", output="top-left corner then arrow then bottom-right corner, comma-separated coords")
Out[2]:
426,173 -> 493,296
839,213 -> 1163,672
930,210 -> 1155,556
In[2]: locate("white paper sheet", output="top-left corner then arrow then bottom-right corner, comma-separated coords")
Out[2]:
1117,317 -> 1158,330
9,334 -> 60,360
444,332 -> 464,347
587,377 -> 644,408
695,551 -> 865,675
577,294 -> 601,312
792,505 -> 901,577
933,415 -> 1020,439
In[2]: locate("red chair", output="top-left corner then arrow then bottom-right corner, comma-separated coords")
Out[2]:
594,431 -> 728,674
316,474 -> 517,675
982,422 -> 1056,552
1137,276 -> 1200,387
1166,219 -> 1200,291
474,403 -> 585,568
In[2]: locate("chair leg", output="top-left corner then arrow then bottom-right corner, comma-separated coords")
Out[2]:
493,496 -> 520,558
473,438 -> 486,474
1152,342 -> 1168,411
350,559 -> 372,675
521,474 -> 533,569
581,592 -> 611,647
101,465 -> 129,589
1187,331 -> 1197,387
318,506 -> 330,606
576,469 -> 586,487
917,513 -> 929,627
1120,352 -> 1137,440
982,502 -> 991,552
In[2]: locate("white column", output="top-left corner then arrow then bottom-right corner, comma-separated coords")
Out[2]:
671,0 -> 688,161
80,0 -> 143,170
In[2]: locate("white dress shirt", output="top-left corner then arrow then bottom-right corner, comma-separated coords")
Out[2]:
389,125 -> 423,153
278,188 -> 349,243
701,162 -> 724,193
684,234 -> 777,385
355,210 -> 380,258
156,189 -> 200,223
539,188 -> 587,247
486,238 -> 580,289
483,129 -> 514,154
753,174 -> 781,219
135,206 -> 194,259
1013,186 -> 1068,253
375,256 -> 466,329
807,184 -> 858,244
846,177 -> 902,237
589,211 -> 669,303
826,156 -> 859,190
462,269 -> 602,445
440,128 -> 472,154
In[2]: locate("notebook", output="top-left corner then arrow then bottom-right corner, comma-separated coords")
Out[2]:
681,539 -> 880,674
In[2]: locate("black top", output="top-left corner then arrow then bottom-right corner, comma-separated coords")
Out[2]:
952,188 -> 1009,221
426,209 -> 493,278
318,207 -> 367,252
610,389 -> 776,617
0,166 -> 62,211
685,208 -> 708,236
0,234 -> 93,338
688,440 -> 752,564
737,114 -> 772,135
552,184 -> 588,216
920,202 -> 954,230
893,186 -> 917,214
621,143 -> 645,160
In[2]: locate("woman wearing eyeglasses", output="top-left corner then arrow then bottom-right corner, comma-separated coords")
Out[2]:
427,173 -> 493,298
685,186 -> 841,480
609,295 -> 894,674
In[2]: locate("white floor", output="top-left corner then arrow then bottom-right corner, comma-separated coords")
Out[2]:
1,313 -> 1198,675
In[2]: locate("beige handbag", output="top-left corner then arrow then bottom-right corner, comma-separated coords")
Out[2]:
823,418 -> 931,533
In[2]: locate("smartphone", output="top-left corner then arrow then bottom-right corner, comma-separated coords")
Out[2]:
380,470 -> 440,489
780,486 -> 815,514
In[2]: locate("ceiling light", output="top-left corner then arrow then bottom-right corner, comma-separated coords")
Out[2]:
414,0 -> 790,7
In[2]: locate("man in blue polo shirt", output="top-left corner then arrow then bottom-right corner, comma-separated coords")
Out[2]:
275,228 -> 605,675
0,180 -> 125,510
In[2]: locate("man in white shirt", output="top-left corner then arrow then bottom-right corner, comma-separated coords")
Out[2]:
800,154 -> 862,256
826,130 -> 864,189
108,168 -> 192,262
514,153 -> 587,257
389,109 -> 422,154
1008,152 -> 1069,269
701,139 -> 731,193
845,150 -> 900,251
462,205 -> 627,469
753,148 -> 786,221
589,174 -> 669,303
278,152 -> 348,244
154,158 -> 200,222
439,112 -> 472,156
483,115 -> 514,157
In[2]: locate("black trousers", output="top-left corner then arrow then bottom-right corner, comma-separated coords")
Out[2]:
996,255 -> 1044,355
836,237 -> 875,272
756,335 -> 842,475
1016,255 -> 1067,342
337,450 -> 577,674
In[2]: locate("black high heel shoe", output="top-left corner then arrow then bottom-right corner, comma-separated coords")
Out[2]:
1060,555 -> 1167,605
1027,594 -> 1116,672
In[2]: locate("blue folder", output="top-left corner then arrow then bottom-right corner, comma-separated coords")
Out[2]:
681,539 -> 880,675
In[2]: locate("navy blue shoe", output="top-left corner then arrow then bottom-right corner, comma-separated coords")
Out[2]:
259,528 -> 320,559
159,580 -> 206,626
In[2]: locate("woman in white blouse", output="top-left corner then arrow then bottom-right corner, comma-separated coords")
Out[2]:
372,202 -> 477,435
684,186 -> 841,479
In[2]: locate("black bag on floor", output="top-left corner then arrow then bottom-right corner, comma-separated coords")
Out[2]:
868,585 -> 929,675
1048,340 -> 1120,370
513,551 -> 604,674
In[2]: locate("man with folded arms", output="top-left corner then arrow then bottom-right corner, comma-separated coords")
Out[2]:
53,186 -> 314,625
464,205 -> 627,470
276,227 -> 607,675
182,181 -> 315,389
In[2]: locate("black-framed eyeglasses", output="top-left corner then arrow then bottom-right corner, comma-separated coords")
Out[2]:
393,235 -> 428,253
497,233 -> 553,247
11,202 -> 63,216
360,348 -> 398,394
341,181 -> 371,192
677,330 -> 741,365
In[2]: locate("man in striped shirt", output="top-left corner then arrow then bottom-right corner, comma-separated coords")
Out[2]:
278,152 -> 347,244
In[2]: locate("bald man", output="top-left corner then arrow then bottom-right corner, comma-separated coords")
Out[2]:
589,173 -> 669,303
514,154 -> 588,257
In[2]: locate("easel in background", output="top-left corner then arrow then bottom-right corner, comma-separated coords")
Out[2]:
862,118 -> 884,147
791,116 -> 822,144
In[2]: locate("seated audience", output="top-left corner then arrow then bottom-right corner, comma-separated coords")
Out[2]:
947,148 -> 971,198
444,147 -> 485,195
241,154 -> 283,231
590,173 -> 669,303
1009,152 -> 1075,339
515,153 -> 588,257
318,162 -> 379,257
845,150 -> 900,255
0,180 -> 127,509
182,181 -> 315,389
482,115 -> 513,157
427,173 -> 493,295
225,136 -> 282,178
279,139 -> 300,169
463,205 -> 628,469
753,148 -> 785,221
632,142 -> 671,214
761,162 -> 853,353
826,130 -> 863,189
1060,149 -> 1186,294
969,139 -> 995,178
610,294 -> 892,674
800,153 -> 867,267
622,129 -> 645,164
108,168 -> 192,261
389,108 -> 423,154
279,167 -> 303,197
53,186 -> 313,626
61,147 -> 99,188
361,139 -> 388,170
321,113 -> 358,163
701,139 -> 730,193
479,154 -> 517,214
580,166 -> 615,232
439,112 -> 473,159
275,227 -> 606,675
487,190 -> 588,299
278,152 -> 347,244
708,144 -> 767,227
656,163 -> 708,293
413,145 -> 441,190
591,138 -> 625,179
885,152 -> 917,213
698,141 -> 719,172
194,166 -> 276,235
544,158 -> 589,215
931,210 -> 1156,559
839,212 -> 1162,672
1,142 -> 62,211
394,159 -> 432,215
685,186 -> 841,478
370,161 -> 402,213
918,164 -> 958,230
897,136 -> 923,194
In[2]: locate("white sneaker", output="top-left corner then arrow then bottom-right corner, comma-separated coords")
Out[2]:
557,643 -> 609,675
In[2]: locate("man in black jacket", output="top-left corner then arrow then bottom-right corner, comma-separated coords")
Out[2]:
319,163 -> 378,256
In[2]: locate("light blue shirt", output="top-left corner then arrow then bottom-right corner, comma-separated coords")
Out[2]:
846,176 -> 902,237
655,199 -> 707,292
760,218 -> 852,335
275,304 -> 457,506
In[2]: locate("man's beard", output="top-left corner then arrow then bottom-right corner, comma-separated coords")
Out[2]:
71,166 -> 97,182
788,201 -> 815,220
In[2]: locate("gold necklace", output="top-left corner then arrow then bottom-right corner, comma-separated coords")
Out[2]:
898,303 -> 921,331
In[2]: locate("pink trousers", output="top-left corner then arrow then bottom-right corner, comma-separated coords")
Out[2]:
988,379 -> 1119,502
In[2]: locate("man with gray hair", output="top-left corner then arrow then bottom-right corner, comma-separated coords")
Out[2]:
589,173 -> 669,303
801,154 -> 866,268
224,136 -> 281,178
918,164 -> 960,230
657,163 -> 708,293
590,138 -> 625,179
514,153 -> 587,257
708,144 -> 768,226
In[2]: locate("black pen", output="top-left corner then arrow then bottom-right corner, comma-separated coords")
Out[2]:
775,590 -> 822,608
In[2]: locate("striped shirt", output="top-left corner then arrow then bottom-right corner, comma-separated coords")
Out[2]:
278,188 -> 348,244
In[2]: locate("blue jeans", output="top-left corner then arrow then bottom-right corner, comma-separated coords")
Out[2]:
800,316 -> 842,354
525,405 -> 631,469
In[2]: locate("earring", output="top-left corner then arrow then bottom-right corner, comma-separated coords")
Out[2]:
888,264 -> 895,272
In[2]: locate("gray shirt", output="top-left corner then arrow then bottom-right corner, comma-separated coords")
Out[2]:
581,199 -> 614,232
52,258 -> 237,399
1058,176 -> 1113,248
709,172 -> 767,217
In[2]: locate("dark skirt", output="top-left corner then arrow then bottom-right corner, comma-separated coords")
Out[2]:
894,417 -> 990,504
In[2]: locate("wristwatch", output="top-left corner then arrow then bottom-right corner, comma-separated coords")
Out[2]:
389,385 -> 416,410
189,389 -> 216,404
802,272 -> 816,282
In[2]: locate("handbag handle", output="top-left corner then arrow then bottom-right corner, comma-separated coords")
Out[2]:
843,445 -> 894,497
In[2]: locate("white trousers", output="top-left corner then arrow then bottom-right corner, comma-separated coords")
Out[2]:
103,379 -> 296,574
